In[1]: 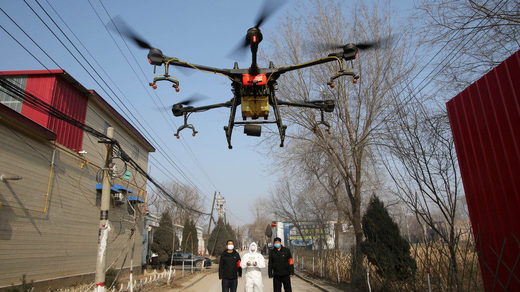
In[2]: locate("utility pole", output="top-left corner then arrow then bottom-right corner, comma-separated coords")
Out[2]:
95,127 -> 114,292
205,192 -> 217,256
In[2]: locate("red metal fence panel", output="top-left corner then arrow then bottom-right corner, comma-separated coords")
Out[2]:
48,76 -> 88,151
22,75 -> 56,127
446,51 -> 520,291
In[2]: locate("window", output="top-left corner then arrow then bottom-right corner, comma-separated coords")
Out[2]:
0,76 -> 26,113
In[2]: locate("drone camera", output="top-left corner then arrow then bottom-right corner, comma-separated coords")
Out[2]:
244,124 -> 262,137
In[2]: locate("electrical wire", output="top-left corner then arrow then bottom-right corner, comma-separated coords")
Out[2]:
387,0 -> 503,109
0,7 -> 62,69
0,77 -> 209,215
88,0 -> 217,194
0,24 -> 49,70
16,0 -> 217,209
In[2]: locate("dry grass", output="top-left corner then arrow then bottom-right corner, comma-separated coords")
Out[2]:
292,240 -> 484,291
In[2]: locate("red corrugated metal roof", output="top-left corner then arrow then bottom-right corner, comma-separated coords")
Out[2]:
447,50 -> 520,291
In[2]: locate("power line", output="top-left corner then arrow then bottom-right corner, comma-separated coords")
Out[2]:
0,8 -> 210,214
392,0 -> 504,108
0,77 -> 209,216
90,0 -> 220,194
0,7 -> 62,69
0,24 -> 49,70
20,0 -> 212,198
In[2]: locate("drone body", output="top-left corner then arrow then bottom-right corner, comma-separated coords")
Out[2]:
115,2 -> 385,149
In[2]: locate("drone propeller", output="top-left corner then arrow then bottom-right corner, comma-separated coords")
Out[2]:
227,0 -> 286,59
108,16 -> 153,50
254,0 -> 284,29
176,94 -> 209,106
319,35 -> 394,52
152,95 -> 207,112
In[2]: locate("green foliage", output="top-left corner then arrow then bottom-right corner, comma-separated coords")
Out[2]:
181,218 -> 198,255
151,212 -> 179,262
361,196 -> 417,288
7,275 -> 33,292
208,218 -> 238,256
105,268 -> 118,289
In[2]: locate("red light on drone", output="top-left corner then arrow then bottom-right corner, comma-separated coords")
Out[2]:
355,53 -> 358,59
253,35 -> 257,43
148,58 -> 152,64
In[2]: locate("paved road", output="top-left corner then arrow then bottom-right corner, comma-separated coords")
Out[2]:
178,265 -> 321,292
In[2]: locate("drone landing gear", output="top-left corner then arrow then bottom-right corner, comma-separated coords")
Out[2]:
326,69 -> 359,88
174,113 -> 198,139
271,96 -> 287,147
149,75 -> 180,92
313,109 -> 332,135
224,98 -> 240,149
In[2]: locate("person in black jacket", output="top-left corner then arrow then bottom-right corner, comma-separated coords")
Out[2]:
219,240 -> 242,292
268,237 -> 294,292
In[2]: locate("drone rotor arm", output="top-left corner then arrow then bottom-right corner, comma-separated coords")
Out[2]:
182,100 -> 233,113
161,56 -> 233,79
172,100 -> 233,116
276,99 -> 334,112
276,56 -> 341,75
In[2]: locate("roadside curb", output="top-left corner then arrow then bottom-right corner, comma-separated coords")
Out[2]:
295,272 -> 330,292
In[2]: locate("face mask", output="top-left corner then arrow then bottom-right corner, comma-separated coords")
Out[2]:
274,243 -> 281,249
251,246 -> 257,252
227,244 -> 234,250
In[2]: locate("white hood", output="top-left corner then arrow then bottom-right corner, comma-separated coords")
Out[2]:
249,242 -> 258,253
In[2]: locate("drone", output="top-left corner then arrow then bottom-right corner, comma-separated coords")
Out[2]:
116,2 -> 384,149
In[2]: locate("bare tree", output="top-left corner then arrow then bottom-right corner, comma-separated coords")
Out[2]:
265,0 -> 413,283
247,198 -> 272,246
415,0 -> 520,90
147,182 -> 206,226
268,180 -> 312,248
381,96 -> 466,291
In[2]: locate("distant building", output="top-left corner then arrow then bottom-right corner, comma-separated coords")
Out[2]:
173,224 -> 206,256
274,221 -> 340,250
142,213 -> 160,266
0,70 -> 155,289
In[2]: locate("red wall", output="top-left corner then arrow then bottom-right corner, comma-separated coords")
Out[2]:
446,51 -> 520,291
48,77 -> 88,151
21,75 -> 56,127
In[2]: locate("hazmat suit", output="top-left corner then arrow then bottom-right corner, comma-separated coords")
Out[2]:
240,242 -> 266,292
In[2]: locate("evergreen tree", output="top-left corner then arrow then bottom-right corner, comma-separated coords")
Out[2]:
361,196 -> 417,289
181,218 -> 198,255
208,218 -> 238,256
150,212 -> 179,262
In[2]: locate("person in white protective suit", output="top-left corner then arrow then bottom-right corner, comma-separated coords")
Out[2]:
240,242 -> 266,292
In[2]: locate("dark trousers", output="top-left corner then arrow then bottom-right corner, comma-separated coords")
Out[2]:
221,278 -> 238,292
273,275 -> 292,292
